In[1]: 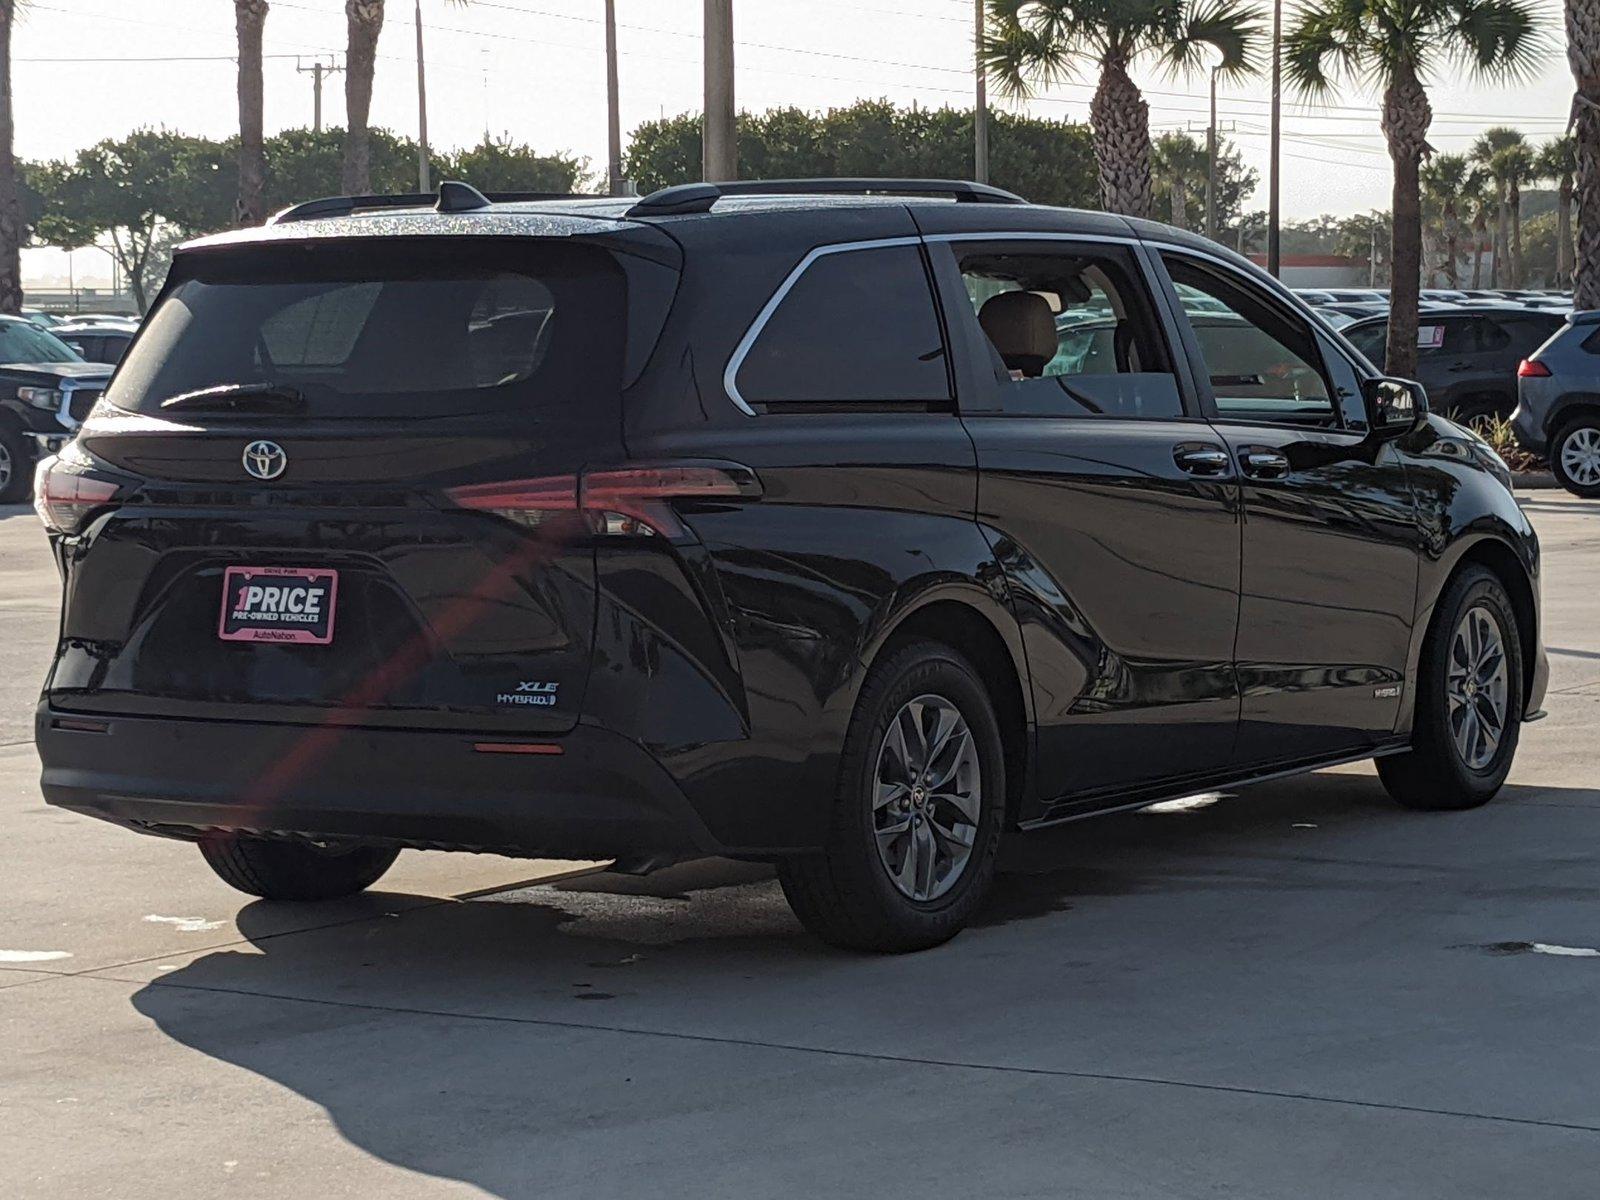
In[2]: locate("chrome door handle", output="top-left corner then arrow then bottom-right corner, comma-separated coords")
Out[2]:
1173,443 -> 1232,477
1239,447 -> 1291,479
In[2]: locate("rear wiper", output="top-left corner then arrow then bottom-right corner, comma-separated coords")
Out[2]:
158,382 -> 307,413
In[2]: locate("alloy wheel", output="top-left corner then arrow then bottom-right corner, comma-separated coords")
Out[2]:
1559,425 -> 1600,488
0,438 -> 11,495
1447,604 -> 1510,771
871,694 -> 982,902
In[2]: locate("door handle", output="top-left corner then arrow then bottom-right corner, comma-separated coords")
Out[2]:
1173,443 -> 1233,477
1238,446 -> 1291,480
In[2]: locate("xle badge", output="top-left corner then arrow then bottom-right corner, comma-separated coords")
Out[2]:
498,681 -> 560,707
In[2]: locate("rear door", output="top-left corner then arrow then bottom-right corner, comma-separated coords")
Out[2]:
928,235 -> 1242,808
51,234 -> 677,736
1156,250 -> 1419,766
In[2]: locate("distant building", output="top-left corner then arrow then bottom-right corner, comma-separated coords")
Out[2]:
1245,254 -> 1368,288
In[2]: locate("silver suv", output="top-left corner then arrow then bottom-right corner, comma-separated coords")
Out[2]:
1513,311 -> 1600,496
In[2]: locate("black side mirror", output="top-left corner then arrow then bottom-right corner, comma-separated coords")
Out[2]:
1362,376 -> 1428,438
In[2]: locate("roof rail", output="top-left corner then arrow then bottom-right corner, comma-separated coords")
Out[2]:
268,182 -> 589,224
625,177 -> 1027,217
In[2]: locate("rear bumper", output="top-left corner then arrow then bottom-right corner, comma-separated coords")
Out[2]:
36,707 -> 722,860
1510,398 -> 1548,456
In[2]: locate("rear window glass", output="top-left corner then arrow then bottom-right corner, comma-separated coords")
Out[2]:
108,240 -> 643,418
0,319 -> 81,364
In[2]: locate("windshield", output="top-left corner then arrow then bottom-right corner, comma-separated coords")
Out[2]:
0,319 -> 83,364
108,239 -> 636,419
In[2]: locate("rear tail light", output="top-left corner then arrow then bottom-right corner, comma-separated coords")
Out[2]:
446,462 -> 759,540
34,448 -> 121,535
1517,358 -> 1551,378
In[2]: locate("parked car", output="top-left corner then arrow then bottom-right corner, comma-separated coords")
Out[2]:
52,320 -> 135,365
1421,289 -> 1470,303
1315,302 -> 1384,329
1343,308 -> 1565,422
33,179 -> 1547,952
1292,288 -> 1337,306
21,308 -> 63,329
1512,311 -> 1600,496
0,315 -> 113,502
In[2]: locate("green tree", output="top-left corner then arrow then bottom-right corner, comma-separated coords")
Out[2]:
32,131 -> 233,311
1150,131 -> 1256,234
1420,152 -> 1476,286
623,102 -> 1099,209
0,1 -> 27,313
235,0 -> 269,225
983,0 -> 1262,218
1535,134 -> 1576,286
1471,127 -> 1534,286
1287,0 -> 1544,377
440,136 -> 587,193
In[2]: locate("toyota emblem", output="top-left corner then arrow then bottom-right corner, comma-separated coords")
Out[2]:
242,440 -> 287,481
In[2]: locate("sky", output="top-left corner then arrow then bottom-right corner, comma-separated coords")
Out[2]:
18,0 -> 1577,285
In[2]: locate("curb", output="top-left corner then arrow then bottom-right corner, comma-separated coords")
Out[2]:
1512,471 -> 1559,491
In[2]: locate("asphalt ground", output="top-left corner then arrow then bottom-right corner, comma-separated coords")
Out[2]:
5,492 -> 1600,1198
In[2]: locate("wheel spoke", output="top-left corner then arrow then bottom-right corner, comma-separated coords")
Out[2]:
875,779 -> 909,812
930,810 -> 976,850
912,821 -> 938,898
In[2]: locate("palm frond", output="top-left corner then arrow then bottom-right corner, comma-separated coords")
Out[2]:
1446,0 -> 1548,87
1161,0 -> 1265,81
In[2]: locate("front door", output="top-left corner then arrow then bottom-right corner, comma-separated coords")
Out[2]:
1158,252 -> 1420,767
929,236 -> 1242,812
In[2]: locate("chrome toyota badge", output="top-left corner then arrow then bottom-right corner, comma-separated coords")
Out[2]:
242,440 -> 287,481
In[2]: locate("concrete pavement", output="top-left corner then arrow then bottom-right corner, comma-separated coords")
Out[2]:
5,497 -> 1600,1198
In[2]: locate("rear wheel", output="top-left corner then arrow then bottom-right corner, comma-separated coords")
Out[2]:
1551,416 -> 1600,498
199,835 -> 399,901
1378,566 -> 1523,811
0,424 -> 29,504
778,641 -> 1005,953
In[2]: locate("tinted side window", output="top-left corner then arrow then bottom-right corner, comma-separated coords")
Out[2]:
1164,256 -> 1335,424
1346,322 -> 1386,362
736,245 -> 949,405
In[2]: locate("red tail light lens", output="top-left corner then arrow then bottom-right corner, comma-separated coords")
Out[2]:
445,463 -> 758,540
1517,358 -> 1551,378
34,451 -> 121,535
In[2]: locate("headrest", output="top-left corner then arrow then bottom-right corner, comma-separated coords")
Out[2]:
978,291 -> 1057,377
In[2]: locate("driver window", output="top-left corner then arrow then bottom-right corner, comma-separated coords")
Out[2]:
1163,255 -> 1336,425
958,245 -> 1183,419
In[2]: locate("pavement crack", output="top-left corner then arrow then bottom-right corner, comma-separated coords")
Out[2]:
87,973 -> 1600,1138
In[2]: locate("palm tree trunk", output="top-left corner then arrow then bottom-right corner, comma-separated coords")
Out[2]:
342,0 -> 386,195
1381,71 -> 1430,378
1444,202 -> 1460,288
1558,175 -> 1574,286
1492,190 -> 1509,287
1171,177 -> 1188,228
1509,177 -> 1524,287
0,1 -> 22,315
235,1 -> 268,226
1090,60 -> 1153,219
1472,216 -> 1485,288
1572,0 -> 1600,309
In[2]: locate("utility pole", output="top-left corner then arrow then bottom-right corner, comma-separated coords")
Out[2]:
1267,0 -> 1282,277
1204,65 -> 1219,241
605,0 -> 623,195
702,0 -> 736,181
297,57 -> 342,133
974,0 -> 989,184
415,0 -> 431,193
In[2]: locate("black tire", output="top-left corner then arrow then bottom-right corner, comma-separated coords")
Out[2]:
0,423 -> 30,504
198,834 -> 399,901
1549,415 -> 1600,498
1377,565 -> 1523,811
778,640 -> 1006,953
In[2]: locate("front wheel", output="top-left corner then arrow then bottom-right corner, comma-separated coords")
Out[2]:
0,424 -> 31,504
1378,566 -> 1523,811
199,835 -> 399,901
778,641 -> 1005,953
1551,416 -> 1600,498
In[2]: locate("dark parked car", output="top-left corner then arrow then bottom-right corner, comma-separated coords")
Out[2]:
52,320 -> 136,365
1512,311 -> 1600,496
1343,308 -> 1565,422
0,315 -> 113,502
34,179 -> 1547,952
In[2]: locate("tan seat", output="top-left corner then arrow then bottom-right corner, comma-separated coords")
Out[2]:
978,291 -> 1056,378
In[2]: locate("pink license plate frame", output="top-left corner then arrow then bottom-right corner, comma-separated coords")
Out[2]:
217,565 -> 339,646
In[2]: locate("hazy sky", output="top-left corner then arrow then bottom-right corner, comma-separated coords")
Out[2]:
19,0 -> 1575,283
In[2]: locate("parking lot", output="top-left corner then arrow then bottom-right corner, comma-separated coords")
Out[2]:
3,492 -> 1599,1198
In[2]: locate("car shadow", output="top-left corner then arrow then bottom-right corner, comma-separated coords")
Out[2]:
127,770 -> 1600,1197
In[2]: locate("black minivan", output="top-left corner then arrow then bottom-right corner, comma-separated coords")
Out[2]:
35,180 -> 1547,952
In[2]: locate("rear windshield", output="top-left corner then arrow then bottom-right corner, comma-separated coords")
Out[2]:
108,239 -> 650,418
0,319 -> 82,364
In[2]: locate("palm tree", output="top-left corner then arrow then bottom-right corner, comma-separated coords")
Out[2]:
984,0 -> 1262,219
1420,152 -> 1474,286
235,0 -> 269,226
342,0 -> 385,194
1467,175 -> 1496,286
1472,127 -> 1533,287
1152,131 -> 1210,228
1565,0 -> 1600,307
0,1 -> 26,315
1287,1 -> 1543,378
1537,134 -> 1577,287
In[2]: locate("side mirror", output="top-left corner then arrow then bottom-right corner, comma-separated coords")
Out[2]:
1362,376 -> 1428,438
